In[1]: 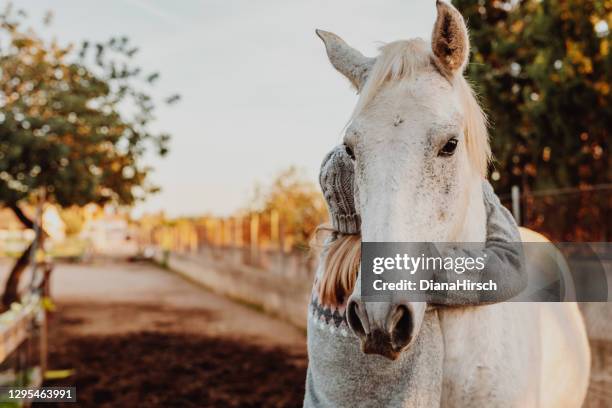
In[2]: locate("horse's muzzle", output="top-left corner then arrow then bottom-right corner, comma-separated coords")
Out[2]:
362,330 -> 402,360
347,300 -> 416,360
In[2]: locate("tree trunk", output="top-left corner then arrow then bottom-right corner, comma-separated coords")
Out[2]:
8,202 -> 35,229
1,203 -> 42,312
1,240 -> 36,310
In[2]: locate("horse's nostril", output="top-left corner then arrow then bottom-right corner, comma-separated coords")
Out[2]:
390,305 -> 414,350
347,300 -> 367,339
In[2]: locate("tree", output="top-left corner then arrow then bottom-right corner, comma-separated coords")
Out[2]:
454,0 -> 610,240
253,167 -> 327,250
0,4 -> 178,308
59,207 -> 85,236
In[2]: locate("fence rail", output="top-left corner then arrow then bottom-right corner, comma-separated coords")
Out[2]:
0,202 -> 50,397
137,213 -> 320,274
503,184 -> 610,242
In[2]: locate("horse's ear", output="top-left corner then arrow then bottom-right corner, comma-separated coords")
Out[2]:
431,0 -> 470,74
316,29 -> 375,91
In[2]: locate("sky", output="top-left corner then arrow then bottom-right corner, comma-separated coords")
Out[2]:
18,0 -> 437,217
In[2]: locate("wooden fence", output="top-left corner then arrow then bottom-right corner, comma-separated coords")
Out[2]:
137,211 -> 319,276
0,206 -> 50,404
502,183 -> 611,241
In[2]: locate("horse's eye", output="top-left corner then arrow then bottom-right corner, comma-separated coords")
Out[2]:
344,144 -> 355,160
438,137 -> 458,157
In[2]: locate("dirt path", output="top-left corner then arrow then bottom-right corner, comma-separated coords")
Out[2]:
38,260 -> 308,408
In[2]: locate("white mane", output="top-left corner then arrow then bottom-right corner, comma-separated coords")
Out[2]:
350,38 -> 491,176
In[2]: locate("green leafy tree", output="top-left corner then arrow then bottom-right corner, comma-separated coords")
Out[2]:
454,0 -> 610,239
0,4 -> 178,308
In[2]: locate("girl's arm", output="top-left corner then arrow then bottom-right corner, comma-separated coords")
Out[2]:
426,181 -> 527,305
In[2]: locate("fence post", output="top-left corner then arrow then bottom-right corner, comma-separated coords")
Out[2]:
270,210 -> 279,250
511,185 -> 521,225
250,214 -> 259,264
235,216 -> 243,248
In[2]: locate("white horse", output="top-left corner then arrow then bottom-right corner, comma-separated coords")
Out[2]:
316,1 -> 590,406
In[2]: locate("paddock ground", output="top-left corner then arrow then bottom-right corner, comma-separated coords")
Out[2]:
19,261 -> 612,407
34,261 -> 307,408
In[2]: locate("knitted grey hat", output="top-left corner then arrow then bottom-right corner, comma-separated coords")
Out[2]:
319,145 -> 361,234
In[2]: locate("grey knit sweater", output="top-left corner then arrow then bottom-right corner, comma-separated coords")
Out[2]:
305,282 -> 444,407
303,181 -> 524,407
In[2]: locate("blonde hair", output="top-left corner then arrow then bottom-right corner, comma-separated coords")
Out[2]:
312,226 -> 361,307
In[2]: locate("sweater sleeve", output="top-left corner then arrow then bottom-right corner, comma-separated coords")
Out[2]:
426,180 -> 527,306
